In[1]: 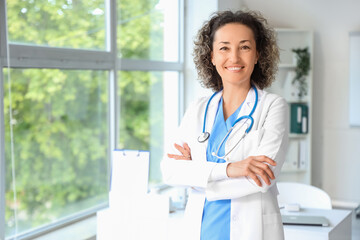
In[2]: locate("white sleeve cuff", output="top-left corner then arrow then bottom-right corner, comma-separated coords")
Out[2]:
208,162 -> 229,182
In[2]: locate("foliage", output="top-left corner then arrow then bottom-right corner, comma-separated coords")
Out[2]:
292,47 -> 310,99
118,71 -> 164,183
4,0 -> 164,237
118,0 -> 164,59
7,0 -> 106,49
4,69 -> 109,235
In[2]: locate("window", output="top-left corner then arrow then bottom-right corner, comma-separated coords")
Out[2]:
117,0 -> 179,61
118,71 -> 179,184
7,0 -> 106,50
0,0 -> 183,239
4,69 -> 109,237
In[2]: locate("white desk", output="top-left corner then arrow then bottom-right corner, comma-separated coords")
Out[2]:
166,208 -> 352,240
98,206 -> 352,240
281,208 -> 352,240
97,194 -> 171,240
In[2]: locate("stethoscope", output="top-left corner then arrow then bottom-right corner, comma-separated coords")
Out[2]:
197,86 -> 258,160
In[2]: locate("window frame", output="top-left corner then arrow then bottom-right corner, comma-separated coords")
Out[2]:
0,0 -> 184,239
1,1 -> 8,239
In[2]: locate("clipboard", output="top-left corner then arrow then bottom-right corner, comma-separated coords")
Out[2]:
110,149 -> 150,196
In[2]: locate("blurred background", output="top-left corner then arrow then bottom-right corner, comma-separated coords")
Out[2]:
1,0 -> 360,239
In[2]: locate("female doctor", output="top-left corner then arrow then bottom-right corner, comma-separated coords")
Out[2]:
161,10 -> 288,240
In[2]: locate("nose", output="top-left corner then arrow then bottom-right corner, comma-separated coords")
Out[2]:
230,49 -> 241,63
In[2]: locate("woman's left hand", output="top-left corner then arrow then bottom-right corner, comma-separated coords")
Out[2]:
167,143 -> 192,160
226,155 -> 276,186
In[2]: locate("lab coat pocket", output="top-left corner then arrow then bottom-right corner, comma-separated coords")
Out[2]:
226,128 -> 265,162
263,213 -> 284,240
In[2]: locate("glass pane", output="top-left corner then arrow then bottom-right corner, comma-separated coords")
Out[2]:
117,71 -> 179,184
117,0 -> 180,61
7,0 -> 106,50
3,69 -> 109,237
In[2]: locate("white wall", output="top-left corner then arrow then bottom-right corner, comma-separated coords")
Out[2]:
184,0 -> 215,108
241,0 -> 360,205
185,0 -> 360,204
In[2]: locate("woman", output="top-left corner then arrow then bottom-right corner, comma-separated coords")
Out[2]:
161,10 -> 288,240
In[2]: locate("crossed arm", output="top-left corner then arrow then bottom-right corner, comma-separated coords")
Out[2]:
162,96 -> 288,200
167,143 -> 276,187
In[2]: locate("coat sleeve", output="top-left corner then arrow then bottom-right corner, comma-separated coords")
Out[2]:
205,97 -> 289,201
160,98 -> 226,189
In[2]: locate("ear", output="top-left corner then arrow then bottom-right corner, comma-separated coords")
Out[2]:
211,51 -> 215,65
255,51 -> 259,64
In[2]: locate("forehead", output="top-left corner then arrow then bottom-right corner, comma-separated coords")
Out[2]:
213,23 -> 255,43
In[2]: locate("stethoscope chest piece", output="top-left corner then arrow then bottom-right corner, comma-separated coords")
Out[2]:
198,132 -> 210,143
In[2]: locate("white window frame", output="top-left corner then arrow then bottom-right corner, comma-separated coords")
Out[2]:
1,1 -> 8,239
0,0 -> 184,239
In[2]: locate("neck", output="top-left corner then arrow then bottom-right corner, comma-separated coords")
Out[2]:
222,83 -> 251,120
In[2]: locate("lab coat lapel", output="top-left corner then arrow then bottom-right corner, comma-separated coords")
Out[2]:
235,87 -> 257,132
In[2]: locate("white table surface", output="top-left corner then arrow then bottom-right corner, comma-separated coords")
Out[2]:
281,208 -> 352,240
98,204 -> 352,240
167,208 -> 352,240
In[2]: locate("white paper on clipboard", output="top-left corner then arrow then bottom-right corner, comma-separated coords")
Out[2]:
110,149 -> 150,200
98,150 -> 171,240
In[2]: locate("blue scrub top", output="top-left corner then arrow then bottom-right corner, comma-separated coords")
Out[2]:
200,97 -> 243,240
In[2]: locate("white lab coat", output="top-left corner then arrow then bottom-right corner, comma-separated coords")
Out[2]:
161,87 -> 288,240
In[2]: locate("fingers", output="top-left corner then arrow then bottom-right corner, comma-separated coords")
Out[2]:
174,143 -> 189,156
254,155 -> 277,166
167,143 -> 192,160
252,160 -> 275,180
183,143 -> 191,153
167,153 -> 184,160
251,158 -> 275,185
174,143 -> 191,159
226,156 -> 276,186
167,153 -> 191,160
249,164 -> 271,186
248,172 -> 262,187
248,156 -> 276,185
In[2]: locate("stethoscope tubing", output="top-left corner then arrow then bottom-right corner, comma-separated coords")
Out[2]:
199,85 -> 258,160
211,120 -> 249,160
202,91 -> 218,134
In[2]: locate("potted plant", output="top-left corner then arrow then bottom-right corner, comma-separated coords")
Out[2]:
292,47 -> 310,100
289,47 -> 310,134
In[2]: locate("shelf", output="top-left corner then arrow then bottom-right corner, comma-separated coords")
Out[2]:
289,133 -> 308,138
273,28 -> 313,185
275,28 -> 311,33
287,100 -> 309,104
279,63 -> 296,68
281,168 -> 307,173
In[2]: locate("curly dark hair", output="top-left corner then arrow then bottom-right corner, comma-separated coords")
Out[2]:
193,10 -> 279,91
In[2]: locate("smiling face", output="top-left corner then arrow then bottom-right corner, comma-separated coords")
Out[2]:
211,23 -> 259,89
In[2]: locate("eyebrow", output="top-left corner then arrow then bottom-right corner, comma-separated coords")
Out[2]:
217,40 -> 251,45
